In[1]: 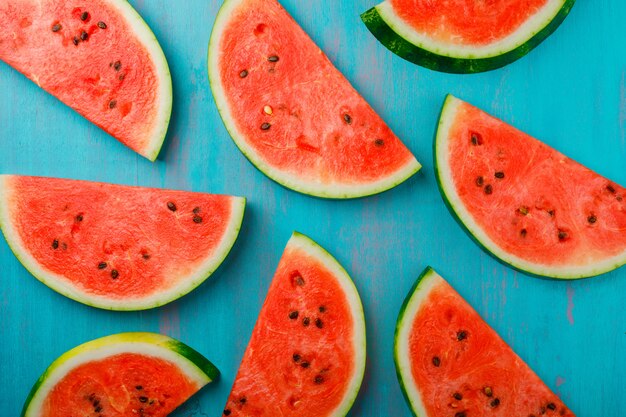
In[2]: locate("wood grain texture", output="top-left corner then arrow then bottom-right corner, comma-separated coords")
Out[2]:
0,0 -> 624,415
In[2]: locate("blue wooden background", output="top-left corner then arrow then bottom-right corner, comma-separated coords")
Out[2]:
0,0 -> 624,415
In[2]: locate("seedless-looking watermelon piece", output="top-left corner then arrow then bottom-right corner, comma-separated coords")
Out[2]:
361,0 -> 575,73
0,0 -> 172,160
395,268 -> 575,417
0,175 -> 245,310
209,0 -> 420,199
435,96 -> 626,279
22,333 -> 219,417
223,232 -> 366,416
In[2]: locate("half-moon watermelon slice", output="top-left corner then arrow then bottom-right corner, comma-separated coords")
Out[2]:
208,0 -> 420,199
395,267 -> 575,417
435,96 -> 626,279
361,0 -> 575,73
0,175 -> 245,310
223,232 -> 366,416
0,0 -> 172,160
21,332 -> 219,417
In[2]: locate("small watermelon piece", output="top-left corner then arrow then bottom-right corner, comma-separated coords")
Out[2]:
208,0 -> 421,199
395,267 -> 575,417
435,96 -> 626,279
21,332 -> 219,417
0,175 -> 245,310
361,0 -> 575,73
0,0 -> 172,160
223,232 -> 366,416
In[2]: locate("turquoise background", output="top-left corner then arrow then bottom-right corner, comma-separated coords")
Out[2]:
0,0 -> 624,415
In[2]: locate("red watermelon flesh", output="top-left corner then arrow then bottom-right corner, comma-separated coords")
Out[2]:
388,0 -> 549,46
223,233 -> 366,416
435,96 -> 626,278
0,175 -> 245,310
209,0 -> 420,198
0,0 -> 171,160
395,268 -> 575,417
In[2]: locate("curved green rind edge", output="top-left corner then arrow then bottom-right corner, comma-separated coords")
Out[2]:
393,266 -> 436,417
207,0 -> 421,199
360,0 -> 576,74
433,95 -> 626,279
21,333 -> 219,417
0,176 -> 246,310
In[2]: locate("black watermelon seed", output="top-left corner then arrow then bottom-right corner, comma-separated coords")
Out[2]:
483,386 -> 493,397
319,306 -> 326,313
239,397 -> 247,404
547,403 -> 557,410
98,262 -> 107,270
142,253 -> 150,260
521,228 -> 528,238
193,216 -> 203,224
108,100 -> 117,109
315,318 -> 323,328
300,361 -> 310,369
95,406 -> 102,412
607,184 -> 616,194
113,61 -> 122,71
453,392 -> 463,400
432,356 -> 441,367
93,400 -> 100,406
540,406 -> 547,414
548,210 -> 555,217
558,230 -> 569,241
292,353 -> 301,362
491,398 -> 501,408
193,206 -> 201,214
484,184 -> 493,195
314,375 -> 324,384
97,21 -> 107,29
52,24 -> 62,32
139,396 -> 148,403
289,311 -> 299,320
135,385 -> 143,390
52,239 -> 59,249
374,138 -> 385,147
80,31 -> 89,41
475,176 -> 484,187
343,114 -> 352,124
588,215 -> 597,224
239,69 -> 248,78
495,171 -> 505,179
73,37 -> 79,45
119,74 -> 125,81
261,122 -> 271,130
111,269 -> 119,279
302,317 -> 310,327
470,131 -> 483,145
76,214 -> 83,222
223,410 -> 231,416
80,12 -> 89,21
268,55 -> 279,62
167,201 -> 177,212
457,330 -> 468,341
455,412 -> 466,417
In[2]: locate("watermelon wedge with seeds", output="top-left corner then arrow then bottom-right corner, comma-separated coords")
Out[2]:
0,0 -> 172,160
0,175 -> 245,310
435,96 -> 626,279
395,267 -> 576,417
361,0 -> 576,73
21,332 -> 219,417
223,232 -> 366,416
209,0 -> 420,199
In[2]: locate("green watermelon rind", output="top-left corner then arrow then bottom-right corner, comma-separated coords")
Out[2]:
21,332 -> 219,417
285,232 -> 367,416
207,0 -> 421,199
0,175 -> 246,310
434,95 -> 626,279
360,0 -> 576,74
393,267 -> 440,417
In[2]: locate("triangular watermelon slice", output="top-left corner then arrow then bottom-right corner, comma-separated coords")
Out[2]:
208,0 -> 421,199
0,0 -> 172,160
435,96 -> 626,279
21,333 -> 219,417
395,267 -> 576,417
223,232 -> 366,416
0,175 -> 245,310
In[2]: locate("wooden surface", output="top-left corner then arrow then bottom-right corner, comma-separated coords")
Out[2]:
0,0 -> 625,415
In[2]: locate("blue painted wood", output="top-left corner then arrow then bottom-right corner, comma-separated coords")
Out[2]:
0,0 -> 624,415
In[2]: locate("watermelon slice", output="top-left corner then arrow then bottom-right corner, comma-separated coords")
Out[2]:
0,0 -> 172,160
361,0 -> 576,73
435,96 -> 626,279
21,332 -> 219,417
223,232 -> 366,416
208,0 -> 420,199
0,175 -> 245,310
395,267 -> 575,417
